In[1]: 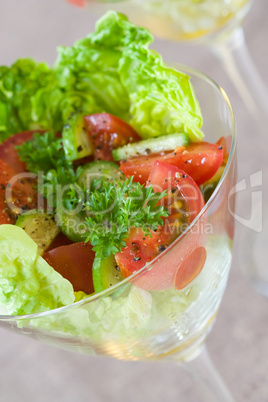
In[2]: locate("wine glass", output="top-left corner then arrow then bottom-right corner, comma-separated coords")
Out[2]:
74,0 -> 268,295
0,65 -> 237,401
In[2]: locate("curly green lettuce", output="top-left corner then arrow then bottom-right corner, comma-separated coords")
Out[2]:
0,59 -> 101,143
0,60 -> 55,141
0,11 -> 203,144
119,47 -> 203,140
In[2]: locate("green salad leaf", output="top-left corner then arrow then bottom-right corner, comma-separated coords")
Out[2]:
0,11 -> 203,143
119,47 -> 203,140
0,59 -> 60,141
0,59 -> 102,143
0,225 -> 75,315
54,14 -> 132,122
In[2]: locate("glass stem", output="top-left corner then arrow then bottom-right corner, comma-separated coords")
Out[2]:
182,345 -> 234,402
209,26 -> 268,137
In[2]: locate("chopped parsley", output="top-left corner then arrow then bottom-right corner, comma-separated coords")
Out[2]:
82,177 -> 168,257
17,131 -> 81,207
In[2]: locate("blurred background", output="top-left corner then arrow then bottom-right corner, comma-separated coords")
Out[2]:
1,0 -> 268,401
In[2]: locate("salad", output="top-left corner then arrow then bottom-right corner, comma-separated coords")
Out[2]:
0,11 -> 226,318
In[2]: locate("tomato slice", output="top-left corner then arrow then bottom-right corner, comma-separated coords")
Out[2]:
46,232 -> 74,251
148,161 -> 205,224
84,113 -> 140,161
115,228 -> 161,278
43,242 -> 95,294
0,131 -> 45,173
120,141 -> 223,185
0,159 -> 38,224
0,160 -> 17,224
115,161 -> 205,290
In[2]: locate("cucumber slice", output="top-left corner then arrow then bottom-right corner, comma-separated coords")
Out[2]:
56,209 -> 87,243
15,211 -> 60,255
78,160 -> 125,189
201,166 -> 225,202
93,253 -> 124,293
112,132 -> 189,161
62,112 -> 93,161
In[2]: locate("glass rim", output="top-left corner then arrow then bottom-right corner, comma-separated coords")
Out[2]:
84,0 -> 252,44
0,64 -> 236,322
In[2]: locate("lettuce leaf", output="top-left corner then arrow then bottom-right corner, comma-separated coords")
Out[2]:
54,11 -> 203,141
119,47 -> 203,140
54,14 -> 133,121
0,59 -> 101,143
0,60 -> 58,141
0,11 -> 203,144
0,225 -> 75,315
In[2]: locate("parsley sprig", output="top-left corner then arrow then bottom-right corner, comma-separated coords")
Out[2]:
83,177 -> 169,257
17,131 -> 81,207
16,131 -> 65,173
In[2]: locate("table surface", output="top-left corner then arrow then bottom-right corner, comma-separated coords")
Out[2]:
1,1 -> 268,401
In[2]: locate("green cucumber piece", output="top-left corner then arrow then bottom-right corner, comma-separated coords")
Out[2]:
93,253 -> 124,293
56,209 -> 87,243
15,210 -> 60,255
200,166 -> 225,202
78,160 -> 125,189
62,112 -> 93,161
112,132 -> 189,161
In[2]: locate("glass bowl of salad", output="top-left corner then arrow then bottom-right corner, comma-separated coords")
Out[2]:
0,11 -> 236,367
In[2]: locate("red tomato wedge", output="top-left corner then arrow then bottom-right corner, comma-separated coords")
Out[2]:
148,160 -> 205,224
46,232 -> 74,251
0,159 -> 38,224
0,130 -> 45,173
84,113 -> 140,161
43,242 -> 95,294
115,228 -> 166,279
115,161 -> 206,290
120,141 -> 223,185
